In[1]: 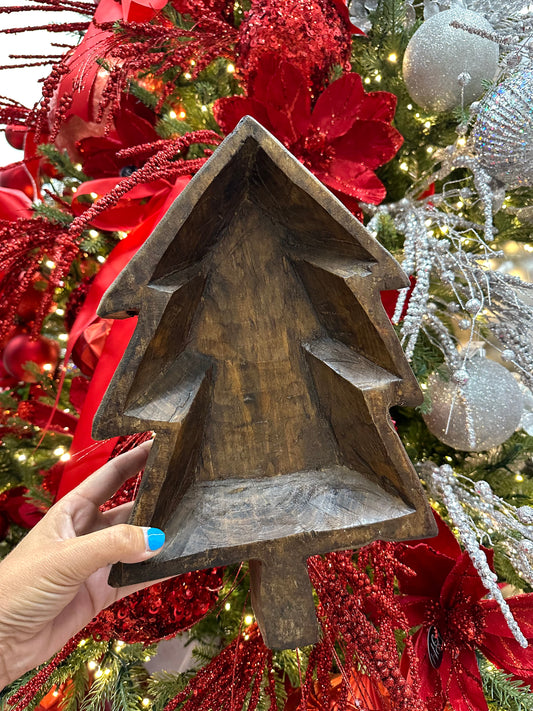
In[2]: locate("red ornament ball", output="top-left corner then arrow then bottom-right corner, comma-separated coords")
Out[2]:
5,125 -> 27,151
3,334 -> 60,382
72,318 -> 113,377
236,0 -> 353,92
0,360 -> 19,389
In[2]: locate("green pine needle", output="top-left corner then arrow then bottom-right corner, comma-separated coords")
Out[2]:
480,657 -> 533,711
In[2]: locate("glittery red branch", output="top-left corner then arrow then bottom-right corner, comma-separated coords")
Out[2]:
84,17 -> 237,122
69,131 -> 222,238
0,97 -> 31,126
306,545 -> 423,711
163,624 -> 274,711
0,23 -> 89,34
0,217 -> 78,342
0,0 -> 94,14
7,631 -> 85,711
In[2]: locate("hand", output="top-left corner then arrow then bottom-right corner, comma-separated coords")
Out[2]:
0,442 -> 165,688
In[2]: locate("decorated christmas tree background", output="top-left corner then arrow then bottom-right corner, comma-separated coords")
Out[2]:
1,1 -> 533,710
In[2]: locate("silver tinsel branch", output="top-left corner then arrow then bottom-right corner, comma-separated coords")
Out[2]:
349,0 -> 533,32
366,140 -> 533,390
422,460 -> 529,647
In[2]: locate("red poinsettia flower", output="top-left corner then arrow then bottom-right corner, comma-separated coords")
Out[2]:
396,513 -> 533,711
0,486 -> 45,539
77,99 -> 159,179
214,55 -> 403,209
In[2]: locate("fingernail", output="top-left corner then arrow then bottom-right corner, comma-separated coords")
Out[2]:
143,527 -> 165,552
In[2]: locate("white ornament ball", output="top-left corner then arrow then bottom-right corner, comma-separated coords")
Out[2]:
472,71 -> 533,188
423,356 -> 524,451
402,8 -> 499,112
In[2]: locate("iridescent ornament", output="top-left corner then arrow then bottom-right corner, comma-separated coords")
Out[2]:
423,356 -> 524,451
402,8 -> 499,112
472,71 -> 533,188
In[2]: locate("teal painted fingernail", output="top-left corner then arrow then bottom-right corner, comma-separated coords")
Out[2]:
145,527 -> 165,551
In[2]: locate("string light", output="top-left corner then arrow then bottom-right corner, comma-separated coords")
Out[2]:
87,660 -> 98,670
97,256 -> 106,264
184,72 -> 192,80
90,192 -> 98,199
88,229 -> 99,238
364,77 -> 371,84
53,446 -> 65,456
224,602 -> 231,611
45,260 -> 56,269
400,161 -> 409,171
169,110 -> 177,119
142,699 -> 151,707
244,615 -> 254,625
387,52 -> 397,63
60,453 -> 71,462
227,63 -> 235,73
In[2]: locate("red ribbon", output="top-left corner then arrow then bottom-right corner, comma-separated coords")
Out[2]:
57,176 -> 191,498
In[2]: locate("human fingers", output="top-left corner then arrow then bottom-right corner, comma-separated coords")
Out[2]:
100,501 -> 135,527
76,502 -> 135,535
51,522 -> 165,586
64,440 -> 152,508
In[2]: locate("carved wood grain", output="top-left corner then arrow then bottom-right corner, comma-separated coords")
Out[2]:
96,116 -> 437,649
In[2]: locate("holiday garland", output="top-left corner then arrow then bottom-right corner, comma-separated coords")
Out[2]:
1,1 -> 533,710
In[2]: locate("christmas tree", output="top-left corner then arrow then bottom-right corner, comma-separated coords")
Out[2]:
1,0 -> 533,710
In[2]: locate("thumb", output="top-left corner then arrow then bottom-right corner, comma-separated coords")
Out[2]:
55,524 -> 166,582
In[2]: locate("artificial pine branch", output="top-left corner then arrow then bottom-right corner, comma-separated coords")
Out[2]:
479,657 -> 533,711
147,671 -> 193,711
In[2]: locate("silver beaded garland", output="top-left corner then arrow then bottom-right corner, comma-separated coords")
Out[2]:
423,356 -> 524,451
402,8 -> 499,112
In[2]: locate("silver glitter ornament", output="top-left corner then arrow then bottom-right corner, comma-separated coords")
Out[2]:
472,71 -> 533,188
402,8 -> 499,112
423,356 -> 524,451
